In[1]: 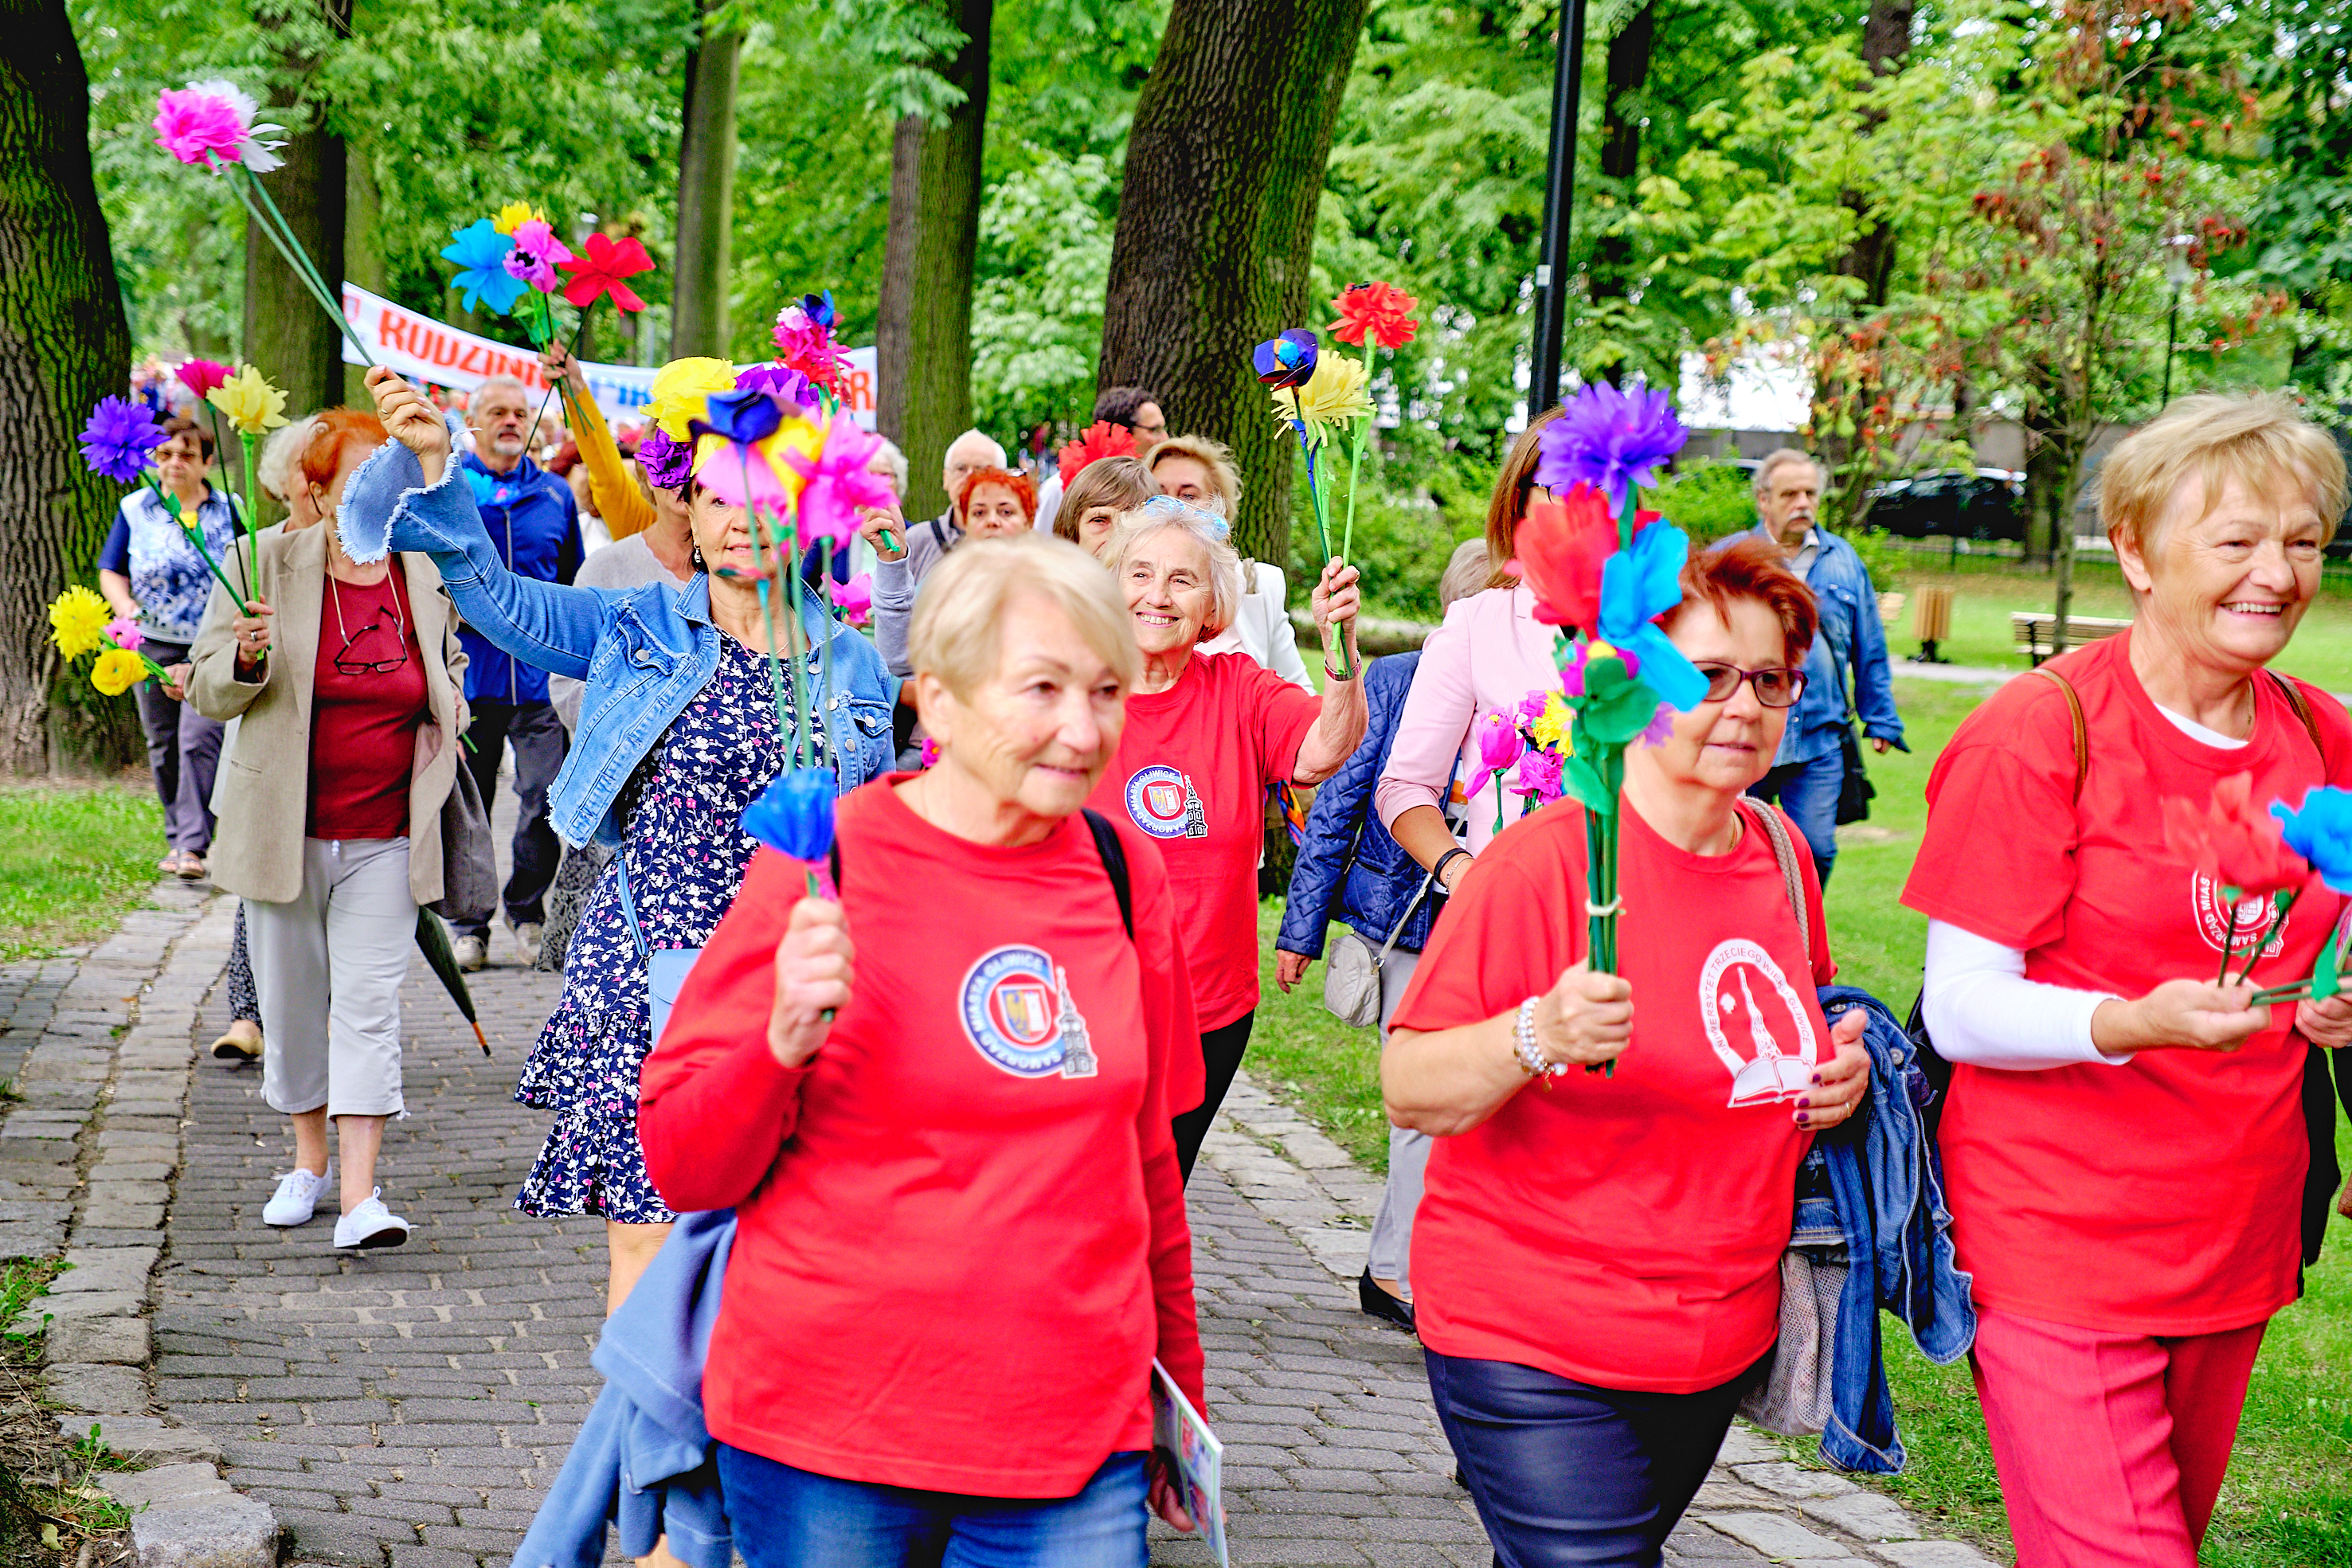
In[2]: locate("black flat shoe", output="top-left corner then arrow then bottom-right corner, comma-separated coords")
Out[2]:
1357,1269 -> 1417,1333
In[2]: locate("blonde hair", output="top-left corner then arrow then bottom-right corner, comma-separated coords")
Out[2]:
1106,500 -> 1246,640
908,534 -> 1140,698
2101,392 -> 2348,556
1056,456 -> 1156,546
1147,433 -> 1243,514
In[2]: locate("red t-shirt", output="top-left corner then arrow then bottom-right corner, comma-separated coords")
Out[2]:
1901,632 -> 2350,1335
307,571 -> 429,840
1086,652 -> 1319,1030
637,778 -> 1206,1496
1389,799 -> 1833,1394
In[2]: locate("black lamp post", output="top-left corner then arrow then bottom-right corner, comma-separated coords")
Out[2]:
1526,0 -> 1590,416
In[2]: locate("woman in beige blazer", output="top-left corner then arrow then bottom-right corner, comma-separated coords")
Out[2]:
188,409 -> 468,1252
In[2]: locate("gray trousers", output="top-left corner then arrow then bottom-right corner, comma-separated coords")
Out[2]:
135,637 -> 222,854
1367,947 -> 1429,1296
245,839 -> 414,1118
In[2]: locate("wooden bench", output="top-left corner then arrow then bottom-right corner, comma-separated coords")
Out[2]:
2011,612 -> 2131,666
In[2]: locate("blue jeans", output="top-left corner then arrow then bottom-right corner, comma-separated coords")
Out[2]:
716,1445 -> 1148,1568
1748,747 -> 1842,887
1424,1350 -> 1752,1568
456,698 -> 567,939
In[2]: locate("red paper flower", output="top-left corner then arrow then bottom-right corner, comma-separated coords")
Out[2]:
560,234 -> 655,313
1056,420 -> 1137,485
1329,282 -> 1419,350
1507,484 -> 1618,631
2160,772 -> 2308,896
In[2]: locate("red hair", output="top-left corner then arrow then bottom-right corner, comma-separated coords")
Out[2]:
1664,535 -> 1818,667
955,466 -> 1037,522
298,408 -> 390,494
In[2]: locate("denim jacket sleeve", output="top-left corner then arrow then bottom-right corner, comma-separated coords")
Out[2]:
1278,655 -> 1410,959
341,442 -> 607,682
1832,542 -> 1906,750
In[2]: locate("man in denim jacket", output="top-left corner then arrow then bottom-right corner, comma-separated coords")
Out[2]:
1745,449 -> 1906,886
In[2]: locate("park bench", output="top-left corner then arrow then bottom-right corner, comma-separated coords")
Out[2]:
2011,611 -> 2131,665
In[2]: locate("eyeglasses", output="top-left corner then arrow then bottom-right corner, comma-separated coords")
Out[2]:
1692,662 -> 1806,708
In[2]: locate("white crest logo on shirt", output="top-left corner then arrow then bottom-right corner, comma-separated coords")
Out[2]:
2190,872 -> 2288,959
1125,764 -> 1207,841
1699,939 -> 1818,1107
959,945 -> 1097,1080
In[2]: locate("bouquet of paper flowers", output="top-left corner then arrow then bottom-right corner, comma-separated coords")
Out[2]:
46,586 -> 176,698
2158,781 -> 2352,1006
1504,381 -> 1702,1039
1470,690 -> 1576,837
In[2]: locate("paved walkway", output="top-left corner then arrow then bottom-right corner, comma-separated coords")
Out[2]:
30,872 -> 2001,1566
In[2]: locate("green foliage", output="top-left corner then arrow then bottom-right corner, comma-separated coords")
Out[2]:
1649,459 -> 1751,542
1844,523 -> 1904,594
1282,442 -> 1493,621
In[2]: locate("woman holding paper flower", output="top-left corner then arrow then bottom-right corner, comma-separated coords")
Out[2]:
1381,537 -> 1873,1565
352,366 -> 897,1315
98,415 -> 239,880
1087,498 -> 1367,1177
1904,393 -> 2352,1566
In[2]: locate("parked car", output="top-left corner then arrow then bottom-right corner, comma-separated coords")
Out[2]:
1865,468 -> 2027,541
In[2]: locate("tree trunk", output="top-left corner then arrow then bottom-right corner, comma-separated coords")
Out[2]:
2021,416 -> 2066,569
1832,0 -> 1913,308
0,0 -> 135,773
1098,0 -> 1372,569
671,0 -> 744,358
1588,0 -> 1655,372
875,0 -> 992,524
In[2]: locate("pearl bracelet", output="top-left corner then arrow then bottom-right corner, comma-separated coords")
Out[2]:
1513,996 -> 1562,1089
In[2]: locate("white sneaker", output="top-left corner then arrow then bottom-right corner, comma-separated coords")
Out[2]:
512,922 -> 544,964
453,935 -> 487,972
334,1190 -> 410,1250
263,1167 -> 331,1227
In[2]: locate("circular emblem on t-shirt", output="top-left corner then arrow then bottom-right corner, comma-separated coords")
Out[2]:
1125,764 -> 1196,840
959,945 -> 1066,1077
1698,938 -> 1818,1108
2190,872 -> 2287,959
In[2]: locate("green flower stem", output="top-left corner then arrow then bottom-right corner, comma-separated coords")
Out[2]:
143,475 -> 252,624
1342,337 -> 1376,563
819,537 -> 838,770
1290,417 -> 1353,682
526,305 -> 597,467
2216,889 -> 2244,986
733,447 -> 792,737
232,167 -> 375,367
782,515 -> 813,772
2229,890 -> 2296,987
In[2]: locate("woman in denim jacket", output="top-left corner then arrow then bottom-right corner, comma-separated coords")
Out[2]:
347,368 -> 896,1316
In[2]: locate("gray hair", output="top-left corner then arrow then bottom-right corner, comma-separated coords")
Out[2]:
256,412 -> 322,502
867,436 -> 910,502
909,533 -> 1140,698
1106,497 -> 1246,640
1438,538 -> 1490,612
468,377 -> 531,421
1752,448 -> 1826,499
945,428 -> 1008,471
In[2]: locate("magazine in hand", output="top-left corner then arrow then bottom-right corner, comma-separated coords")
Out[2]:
1151,1359 -> 1228,1567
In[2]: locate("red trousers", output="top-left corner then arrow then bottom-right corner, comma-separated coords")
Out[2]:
1970,1306 -> 2267,1568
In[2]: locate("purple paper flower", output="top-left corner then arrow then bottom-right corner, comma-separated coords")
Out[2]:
1253,329 -> 1318,389
79,397 -> 166,484
637,427 -> 694,490
1635,701 -> 1675,748
1560,637 -> 1642,698
1535,378 -> 1689,506
736,362 -> 819,408
502,218 -> 572,293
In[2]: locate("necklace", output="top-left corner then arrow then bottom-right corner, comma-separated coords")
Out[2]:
328,569 -> 409,677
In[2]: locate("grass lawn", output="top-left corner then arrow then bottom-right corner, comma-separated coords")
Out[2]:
1250,673 -> 2352,1565
0,780 -> 164,963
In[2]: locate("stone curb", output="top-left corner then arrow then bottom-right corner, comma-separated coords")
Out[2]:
1198,1071 -> 2004,1567
2,884 -> 278,1568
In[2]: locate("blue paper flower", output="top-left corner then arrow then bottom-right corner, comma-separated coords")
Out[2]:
695,388 -> 785,445
799,290 -> 837,330
441,220 -> 527,315
1596,519 -> 1706,710
460,467 -> 514,510
1535,378 -> 1689,507
1253,329 -> 1318,389
744,768 -> 838,861
2272,787 -> 2352,892
78,397 -> 166,484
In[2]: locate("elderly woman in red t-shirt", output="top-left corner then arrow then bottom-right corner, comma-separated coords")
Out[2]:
1086,496 -> 1368,1177
1381,538 -> 1872,1565
638,534 -> 1205,1566
1903,393 -> 2352,1566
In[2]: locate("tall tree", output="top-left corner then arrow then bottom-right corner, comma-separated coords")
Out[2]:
1588,0 -> 1657,377
672,0 -> 745,356
0,0 -> 134,772
1098,0 -> 1371,568
875,0 -> 992,522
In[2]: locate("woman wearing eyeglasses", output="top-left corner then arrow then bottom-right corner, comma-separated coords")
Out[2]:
1380,537 -> 1872,1566
187,409 -> 468,1252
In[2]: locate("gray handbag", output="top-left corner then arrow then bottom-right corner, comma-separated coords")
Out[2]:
1321,869 -> 1437,1028
429,754 -> 497,925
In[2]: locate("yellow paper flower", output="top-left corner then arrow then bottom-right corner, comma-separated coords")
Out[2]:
91,647 -> 147,698
47,585 -> 112,661
492,202 -> 546,236
1270,354 -> 1372,446
205,366 -> 288,436
645,358 -> 738,440
1530,692 -> 1573,752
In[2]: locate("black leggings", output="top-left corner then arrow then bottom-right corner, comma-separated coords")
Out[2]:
1172,1011 -> 1255,1183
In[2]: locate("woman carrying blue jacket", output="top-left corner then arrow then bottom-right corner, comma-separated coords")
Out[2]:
346,366 -> 896,1315
1275,541 -> 1489,1332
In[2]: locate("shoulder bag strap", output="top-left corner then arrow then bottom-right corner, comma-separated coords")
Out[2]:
2029,665 -> 2090,804
1082,809 -> 1136,940
2268,669 -> 2327,761
613,857 -> 649,961
1376,869 -> 1438,965
1742,798 -> 1810,972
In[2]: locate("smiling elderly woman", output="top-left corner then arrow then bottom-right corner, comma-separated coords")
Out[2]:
1086,498 -> 1368,1175
1903,391 -> 2352,1565
638,534 -> 1207,1567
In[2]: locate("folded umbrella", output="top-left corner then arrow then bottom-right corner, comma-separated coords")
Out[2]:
414,909 -> 492,1056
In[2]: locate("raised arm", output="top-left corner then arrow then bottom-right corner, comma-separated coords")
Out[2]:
546,345 -> 656,542
1288,557 -> 1368,784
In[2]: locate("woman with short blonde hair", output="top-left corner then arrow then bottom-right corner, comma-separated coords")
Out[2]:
1145,435 -> 1242,517
1905,390 -> 2352,1562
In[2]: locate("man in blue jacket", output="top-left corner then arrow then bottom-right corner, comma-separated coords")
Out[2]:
1745,448 -> 1905,888
452,376 -> 583,970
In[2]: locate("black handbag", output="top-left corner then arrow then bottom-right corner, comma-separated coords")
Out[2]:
429,754 -> 497,924
1834,720 -> 1876,826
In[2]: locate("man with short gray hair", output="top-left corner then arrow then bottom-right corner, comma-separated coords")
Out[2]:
1743,448 -> 1905,887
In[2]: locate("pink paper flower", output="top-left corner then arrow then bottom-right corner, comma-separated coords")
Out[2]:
918,737 -> 941,769
773,303 -> 850,393
152,80 -> 284,172
1472,710 -> 1524,799
779,409 -> 894,546
1510,747 -> 1564,803
503,219 -> 573,292
829,573 -> 874,627
104,617 -> 144,653
176,359 -> 233,400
